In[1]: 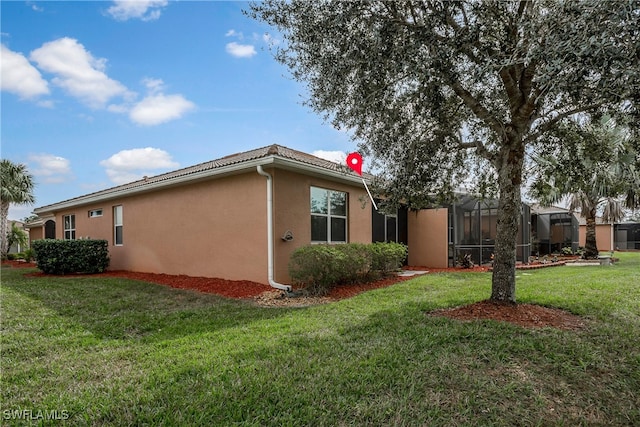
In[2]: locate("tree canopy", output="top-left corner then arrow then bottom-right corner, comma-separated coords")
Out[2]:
249,0 -> 640,302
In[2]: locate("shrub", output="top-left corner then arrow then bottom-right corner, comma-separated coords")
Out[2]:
23,248 -> 35,262
561,246 -> 574,255
288,242 -> 408,296
32,239 -> 110,274
457,253 -> 475,268
369,242 -> 408,273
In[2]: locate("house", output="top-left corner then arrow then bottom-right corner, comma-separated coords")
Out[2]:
578,216 -> 615,252
614,221 -> 640,250
31,145 -> 374,289
29,144 -> 535,286
577,217 -> 640,252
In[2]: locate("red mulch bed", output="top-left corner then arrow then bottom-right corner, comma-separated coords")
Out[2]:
428,300 -> 585,330
5,261 -> 585,330
2,260 -> 37,268
21,270 -> 272,299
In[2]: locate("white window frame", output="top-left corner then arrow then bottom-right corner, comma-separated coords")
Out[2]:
310,186 -> 348,243
113,205 -> 123,246
89,209 -> 103,218
63,214 -> 76,240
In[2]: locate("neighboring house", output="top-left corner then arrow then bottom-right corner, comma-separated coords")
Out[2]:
578,216 -> 615,252
614,222 -> 640,250
530,204 -> 580,255
31,145 -> 374,288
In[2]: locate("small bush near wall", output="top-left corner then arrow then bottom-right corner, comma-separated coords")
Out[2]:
32,239 -> 110,275
289,242 -> 408,296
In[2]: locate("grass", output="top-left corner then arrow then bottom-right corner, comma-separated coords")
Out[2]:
1,253 -> 639,426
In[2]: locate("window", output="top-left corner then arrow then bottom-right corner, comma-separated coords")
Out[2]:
385,214 -> 398,243
310,186 -> 347,243
63,215 -> 75,240
113,205 -> 123,245
89,209 -> 103,218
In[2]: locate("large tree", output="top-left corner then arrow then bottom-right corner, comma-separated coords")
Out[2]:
1,159 -> 35,259
530,117 -> 640,258
249,0 -> 640,303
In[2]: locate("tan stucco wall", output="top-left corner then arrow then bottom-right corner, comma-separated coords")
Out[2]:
29,227 -> 43,242
54,172 -> 269,283
47,167 -> 373,285
579,224 -> 614,252
271,168 -> 372,283
407,208 -> 449,268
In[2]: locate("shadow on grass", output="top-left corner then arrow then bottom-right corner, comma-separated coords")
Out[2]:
94,298 -> 640,426
2,268 -> 291,341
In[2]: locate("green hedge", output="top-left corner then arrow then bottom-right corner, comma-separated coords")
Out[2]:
288,242 -> 408,296
32,239 -> 110,275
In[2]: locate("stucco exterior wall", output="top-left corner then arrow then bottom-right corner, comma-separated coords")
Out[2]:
45,167 -> 373,285
271,168 -> 372,283
579,224 -> 614,252
54,172 -> 269,283
28,226 -> 43,242
407,208 -> 449,268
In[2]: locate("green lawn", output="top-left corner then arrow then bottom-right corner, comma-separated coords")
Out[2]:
2,253 -> 639,426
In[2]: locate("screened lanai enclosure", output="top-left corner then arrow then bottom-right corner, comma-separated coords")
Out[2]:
448,195 -> 531,267
615,222 -> 640,250
530,205 -> 580,256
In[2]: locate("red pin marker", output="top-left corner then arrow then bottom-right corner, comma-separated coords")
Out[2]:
346,152 -> 378,210
346,152 -> 363,176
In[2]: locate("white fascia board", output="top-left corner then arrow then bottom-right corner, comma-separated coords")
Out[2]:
32,155 -> 368,216
271,157 -> 368,185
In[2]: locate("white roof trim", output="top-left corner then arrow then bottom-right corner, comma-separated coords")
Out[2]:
33,154 -> 367,215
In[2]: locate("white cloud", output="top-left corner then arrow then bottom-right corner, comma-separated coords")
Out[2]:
28,2 -> 44,12
129,93 -> 195,126
28,153 -> 73,184
1,44 -> 50,99
225,29 -> 243,38
29,37 -> 130,109
225,42 -> 257,58
141,77 -> 165,95
100,147 -> 179,185
312,150 -> 347,165
106,0 -> 168,21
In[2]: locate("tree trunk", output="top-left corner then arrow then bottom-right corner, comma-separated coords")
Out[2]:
0,201 -> 10,259
584,207 -> 599,259
491,144 -> 525,304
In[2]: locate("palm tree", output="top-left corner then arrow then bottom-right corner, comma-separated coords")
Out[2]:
1,160 -> 36,259
530,116 -> 640,259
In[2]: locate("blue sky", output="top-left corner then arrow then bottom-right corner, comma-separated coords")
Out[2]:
1,1 -> 354,220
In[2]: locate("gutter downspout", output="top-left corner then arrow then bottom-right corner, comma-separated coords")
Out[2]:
256,165 -> 292,292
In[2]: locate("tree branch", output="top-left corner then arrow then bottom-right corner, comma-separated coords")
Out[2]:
449,81 -> 504,136
500,66 -> 522,112
457,133 -> 498,163
525,102 -> 605,143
